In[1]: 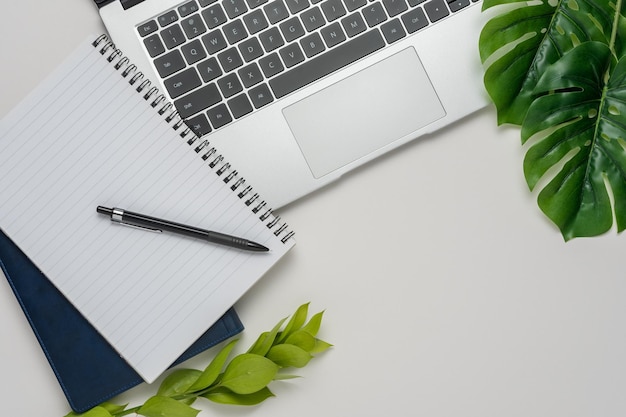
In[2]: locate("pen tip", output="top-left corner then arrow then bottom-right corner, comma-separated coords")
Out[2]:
248,241 -> 270,252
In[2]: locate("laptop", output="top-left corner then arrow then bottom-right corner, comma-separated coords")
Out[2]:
95,0 -> 487,208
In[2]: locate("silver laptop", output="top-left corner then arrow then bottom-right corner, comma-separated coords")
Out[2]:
96,0 -> 487,208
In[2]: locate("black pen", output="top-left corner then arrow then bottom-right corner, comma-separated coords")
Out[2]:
96,206 -> 269,252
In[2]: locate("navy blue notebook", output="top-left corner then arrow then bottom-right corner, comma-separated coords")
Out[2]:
0,229 -> 244,413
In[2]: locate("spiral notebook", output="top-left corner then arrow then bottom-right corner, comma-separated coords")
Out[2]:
0,35 -> 295,384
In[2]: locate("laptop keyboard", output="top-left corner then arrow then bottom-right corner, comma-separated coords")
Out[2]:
138,0 -> 478,136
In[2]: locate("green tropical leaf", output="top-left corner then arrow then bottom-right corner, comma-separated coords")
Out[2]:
220,353 -> 279,394
480,0 -> 626,239
300,311 -> 324,337
203,386 -> 275,405
521,41 -> 626,239
309,338 -> 333,355
137,396 -> 200,417
247,317 -> 287,356
276,302 -> 309,343
189,339 -> 238,391
479,0 -> 615,125
267,344 -> 312,368
285,329 -> 317,352
157,369 -> 201,397
97,403 -> 127,414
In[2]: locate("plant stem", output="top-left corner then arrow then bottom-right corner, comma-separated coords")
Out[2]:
109,385 -> 219,417
610,0 -> 623,58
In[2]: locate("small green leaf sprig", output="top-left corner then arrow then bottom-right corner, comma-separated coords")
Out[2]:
65,303 -> 331,417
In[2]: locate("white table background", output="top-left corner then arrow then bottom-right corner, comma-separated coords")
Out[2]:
2,1 -> 626,416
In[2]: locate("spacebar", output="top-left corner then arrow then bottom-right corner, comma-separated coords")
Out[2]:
269,30 -> 386,99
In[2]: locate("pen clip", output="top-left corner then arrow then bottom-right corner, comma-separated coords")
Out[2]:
109,209 -> 162,233
115,221 -> 163,233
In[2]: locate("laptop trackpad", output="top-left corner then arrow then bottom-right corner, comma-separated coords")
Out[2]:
283,47 -> 446,178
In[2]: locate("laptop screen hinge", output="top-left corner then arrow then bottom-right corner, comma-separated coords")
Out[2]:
120,0 -> 146,9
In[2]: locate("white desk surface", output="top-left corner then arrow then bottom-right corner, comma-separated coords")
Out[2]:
2,1 -> 626,416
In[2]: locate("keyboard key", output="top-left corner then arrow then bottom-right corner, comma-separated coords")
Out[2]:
423,0 -> 449,21
321,0 -> 346,21
179,1 -> 200,16
279,42 -> 305,67
181,39 -> 208,64
249,84 -> 274,108
279,17 -> 306,42
163,67 -> 202,98
158,10 -> 179,27
264,0 -> 290,24
138,20 -> 158,37
341,12 -> 366,37
202,4 -> 228,28
408,0 -> 426,4
202,29 -> 228,53
447,0 -> 470,11
381,18 -> 406,42
343,0 -> 366,11
269,29 -> 384,98
154,49 -> 186,77
223,0 -> 249,17
200,0 -> 219,5
174,83 -> 222,118
243,9 -> 269,34
144,34 -> 166,57
239,37 -> 264,61
259,52 -> 284,77
218,47 -> 244,71
228,94 -> 254,118
301,7 -> 326,31
259,27 -> 285,51
218,73 -> 244,97
197,57 -> 223,81
238,62 -> 264,87
186,113 -> 212,136
223,19 -> 248,43
382,0 -> 407,17
161,25 -> 187,49
207,103 -> 233,128
300,32 -> 325,57
321,22 -> 346,47
401,7 -> 428,32
181,14 -> 208,38
285,0 -> 310,13
362,2 -> 387,26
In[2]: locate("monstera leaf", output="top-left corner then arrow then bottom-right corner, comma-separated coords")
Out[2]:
479,0 -> 626,239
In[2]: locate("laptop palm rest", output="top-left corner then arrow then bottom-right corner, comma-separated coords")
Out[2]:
283,47 -> 446,178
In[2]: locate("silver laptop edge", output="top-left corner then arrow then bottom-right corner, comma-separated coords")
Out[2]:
100,0 -> 488,208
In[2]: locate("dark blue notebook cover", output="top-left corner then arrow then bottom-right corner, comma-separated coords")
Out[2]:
0,229 -> 244,413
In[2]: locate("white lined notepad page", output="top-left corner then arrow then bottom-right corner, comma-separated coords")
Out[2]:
0,37 -> 294,383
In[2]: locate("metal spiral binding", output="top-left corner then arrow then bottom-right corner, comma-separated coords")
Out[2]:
143,86 -> 159,101
230,177 -> 245,191
201,147 -> 217,161
238,185 -> 252,198
91,34 -> 294,243
114,56 -> 129,70
158,102 -> 172,116
136,79 -> 151,93
107,49 -> 122,63
128,70 -> 142,85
